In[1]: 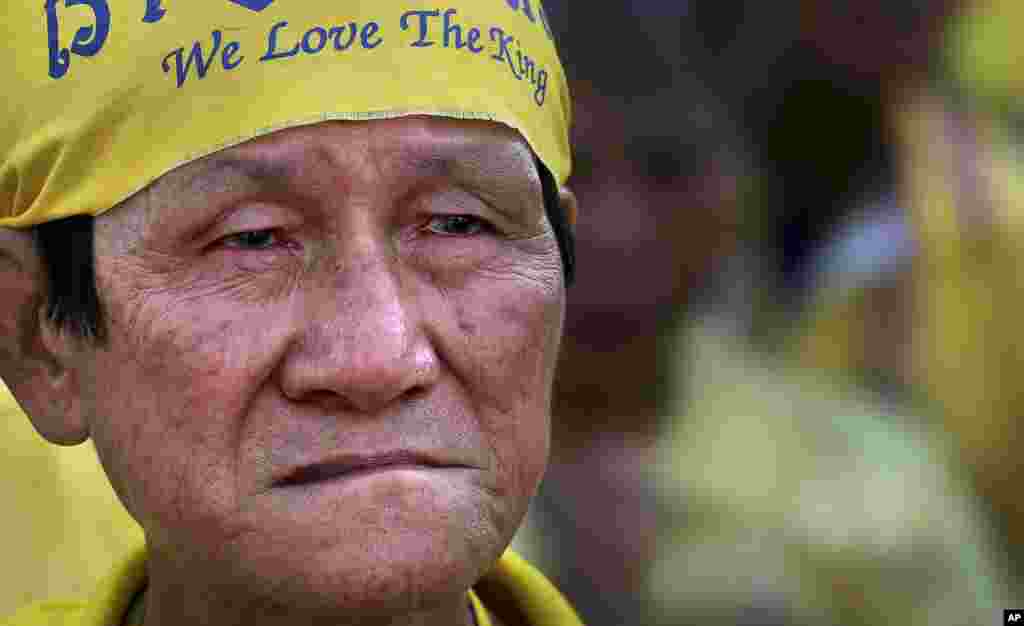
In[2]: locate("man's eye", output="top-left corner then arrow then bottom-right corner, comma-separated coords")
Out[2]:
426,215 -> 492,237
222,230 -> 279,250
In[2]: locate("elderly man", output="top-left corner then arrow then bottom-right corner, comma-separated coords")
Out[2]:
0,2 -> 580,625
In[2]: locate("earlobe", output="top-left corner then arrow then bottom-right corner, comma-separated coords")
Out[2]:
558,187 -> 577,229
0,229 -> 89,445
3,308 -> 90,446
26,312 -> 90,445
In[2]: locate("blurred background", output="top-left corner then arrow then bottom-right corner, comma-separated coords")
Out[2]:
511,1 -> 1024,625
3,1 -> 1024,625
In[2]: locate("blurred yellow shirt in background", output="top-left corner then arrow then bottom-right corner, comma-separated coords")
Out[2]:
649,321 -> 1017,626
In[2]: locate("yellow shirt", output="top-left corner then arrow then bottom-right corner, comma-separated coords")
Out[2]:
2,546 -> 582,626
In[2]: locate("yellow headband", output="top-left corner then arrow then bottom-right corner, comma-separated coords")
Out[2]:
0,0 -> 571,229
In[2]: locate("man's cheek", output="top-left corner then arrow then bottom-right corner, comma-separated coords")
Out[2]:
451,285 -> 559,407
449,281 -> 559,482
92,304 -> 272,514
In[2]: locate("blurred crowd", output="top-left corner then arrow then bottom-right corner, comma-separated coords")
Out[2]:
4,1 -> 1024,624
513,1 -> 1024,625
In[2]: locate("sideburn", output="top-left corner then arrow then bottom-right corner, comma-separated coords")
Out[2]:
34,215 -> 108,345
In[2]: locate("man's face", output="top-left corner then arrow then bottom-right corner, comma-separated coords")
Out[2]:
75,117 -> 564,612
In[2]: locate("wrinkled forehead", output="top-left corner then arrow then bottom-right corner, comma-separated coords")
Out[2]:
150,117 -> 534,203
1,0 -> 571,229
96,116 -> 545,245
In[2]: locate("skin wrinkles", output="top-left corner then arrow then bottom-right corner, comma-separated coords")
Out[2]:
366,120 -> 545,234
61,116 -> 567,626
424,230 -> 562,517
419,205 -> 560,406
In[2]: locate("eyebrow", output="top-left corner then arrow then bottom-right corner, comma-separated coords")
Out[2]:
143,157 -> 297,245
163,138 -> 539,228
426,142 -> 541,195
392,143 -> 544,229
175,156 -> 296,195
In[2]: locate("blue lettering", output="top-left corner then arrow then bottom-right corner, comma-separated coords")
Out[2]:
400,9 -> 439,47
45,1 -> 70,79
45,0 -> 111,79
65,0 -> 110,56
260,20 -> 300,60
162,30 -> 224,88
360,21 -> 382,49
222,40 -> 244,69
440,9 -> 481,52
534,68 -> 547,105
517,48 -> 536,83
328,24 -> 357,51
466,26 -> 484,53
442,9 -> 464,48
489,27 -> 521,80
227,0 -> 276,11
259,20 -> 380,62
504,0 -> 536,23
142,0 -> 166,23
301,26 -> 328,54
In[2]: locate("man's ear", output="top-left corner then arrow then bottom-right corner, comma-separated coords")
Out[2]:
0,227 -> 89,445
558,187 -> 577,228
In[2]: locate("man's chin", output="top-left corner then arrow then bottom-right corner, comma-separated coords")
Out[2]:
195,472 -> 512,609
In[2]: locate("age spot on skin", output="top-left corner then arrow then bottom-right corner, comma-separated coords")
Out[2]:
458,318 -> 477,336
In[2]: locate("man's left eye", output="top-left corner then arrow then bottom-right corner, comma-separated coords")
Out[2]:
426,215 -> 493,237
222,229 -> 280,250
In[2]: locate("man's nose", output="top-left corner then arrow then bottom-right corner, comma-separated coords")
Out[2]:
279,250 -> 440,415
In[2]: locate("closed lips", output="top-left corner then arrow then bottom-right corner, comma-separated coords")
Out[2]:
274,451 -> 471,487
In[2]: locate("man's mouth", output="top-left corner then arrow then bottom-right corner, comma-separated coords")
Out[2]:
275,451 -> 470,487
